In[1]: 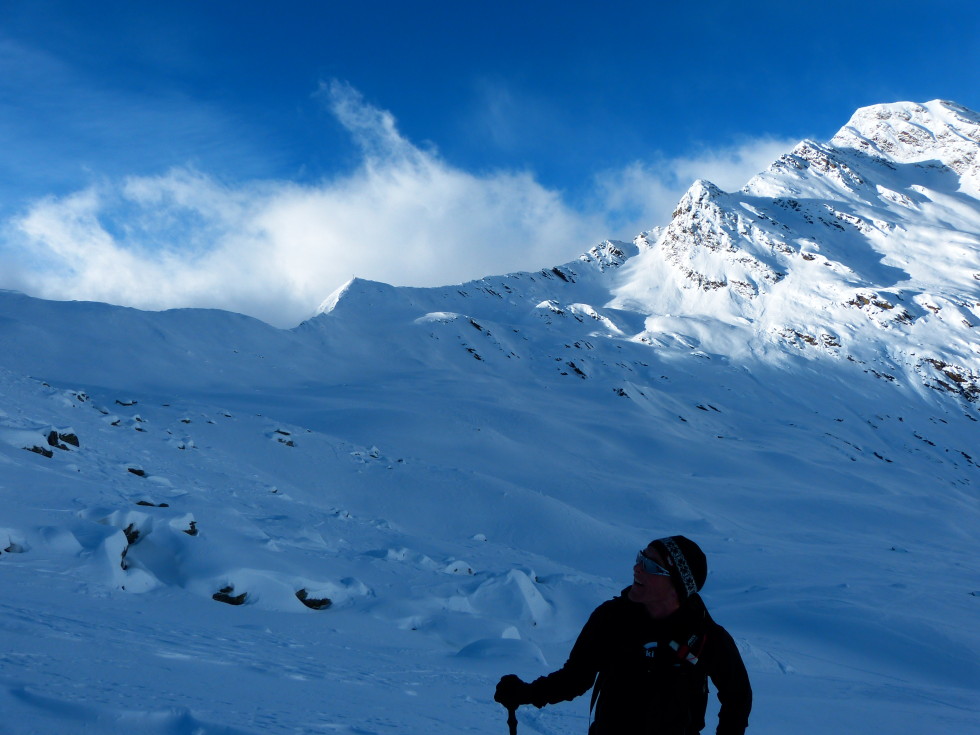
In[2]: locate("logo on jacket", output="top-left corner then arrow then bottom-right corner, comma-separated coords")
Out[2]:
643,637 -> 703,665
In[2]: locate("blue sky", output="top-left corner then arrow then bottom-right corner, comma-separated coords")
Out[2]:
1,0 -> 978,326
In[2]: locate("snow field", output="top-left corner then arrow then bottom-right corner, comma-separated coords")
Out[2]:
2,100 -> 980,733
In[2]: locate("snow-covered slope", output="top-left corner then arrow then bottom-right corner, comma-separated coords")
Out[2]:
613,100 -> 980,392
1,101 -> 979,735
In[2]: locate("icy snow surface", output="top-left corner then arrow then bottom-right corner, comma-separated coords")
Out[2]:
1,100 -> 979,734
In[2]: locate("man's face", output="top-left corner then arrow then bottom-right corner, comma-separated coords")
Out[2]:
628,544 -> 679,609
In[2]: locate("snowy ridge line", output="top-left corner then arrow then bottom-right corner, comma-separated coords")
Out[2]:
302,100 -> 980,407
1,100 -> 979,734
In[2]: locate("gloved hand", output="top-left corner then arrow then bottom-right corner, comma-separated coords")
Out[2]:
494,674 -> 532,709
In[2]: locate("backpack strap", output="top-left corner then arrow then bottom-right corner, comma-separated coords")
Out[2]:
589,671 -> 605,727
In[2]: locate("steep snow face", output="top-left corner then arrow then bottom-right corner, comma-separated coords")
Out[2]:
612,100 -> 980,398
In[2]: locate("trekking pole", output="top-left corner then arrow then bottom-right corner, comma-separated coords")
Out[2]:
507,705 -> 518,735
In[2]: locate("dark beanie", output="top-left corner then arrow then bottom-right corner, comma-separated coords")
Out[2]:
651,535 -> 707,600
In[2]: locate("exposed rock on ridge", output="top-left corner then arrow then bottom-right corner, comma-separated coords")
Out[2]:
310,100 -> 980,406
608,99 -> 980,397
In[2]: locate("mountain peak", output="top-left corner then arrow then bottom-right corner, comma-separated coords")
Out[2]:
677,178 -> 724,206
612,99 -> 980,394
830,100 -> 980,189
316,277 -> 361,316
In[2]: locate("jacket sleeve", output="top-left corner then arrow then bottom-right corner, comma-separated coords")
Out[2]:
524,604 -> 608,707
706,622 -> 752,735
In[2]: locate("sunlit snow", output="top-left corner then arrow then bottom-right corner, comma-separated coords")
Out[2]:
1,100 -> 978,735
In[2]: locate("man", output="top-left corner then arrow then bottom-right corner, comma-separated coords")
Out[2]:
494,536 -> 752,734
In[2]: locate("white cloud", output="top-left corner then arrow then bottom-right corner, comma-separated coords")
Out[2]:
0,81 -> 798,327
590,137 -> 801,236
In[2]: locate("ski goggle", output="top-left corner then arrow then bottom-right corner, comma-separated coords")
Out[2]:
636,551 -> 672,577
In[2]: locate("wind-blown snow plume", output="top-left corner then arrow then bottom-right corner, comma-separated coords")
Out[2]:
0,81 -> 794,327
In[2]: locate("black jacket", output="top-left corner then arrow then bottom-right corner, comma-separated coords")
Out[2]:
524,591 -> 751,735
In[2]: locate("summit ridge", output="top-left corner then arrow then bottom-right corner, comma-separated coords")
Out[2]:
303,100 -> 980,403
